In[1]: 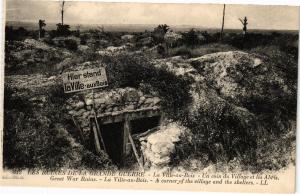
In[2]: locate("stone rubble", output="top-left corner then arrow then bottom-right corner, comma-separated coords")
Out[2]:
139,122 -> 187,168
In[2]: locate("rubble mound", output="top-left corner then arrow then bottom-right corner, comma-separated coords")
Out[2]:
5,74 -> 59,103
188,51 -> 293,107
24,39 -> 51,50
140,122 -> 187,168
97,44 -> 133,56
5,40 -> 71,74
151,50 -> 296,170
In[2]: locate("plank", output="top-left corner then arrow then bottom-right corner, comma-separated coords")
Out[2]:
91,120 -> 102,154
124,115 -> 144,170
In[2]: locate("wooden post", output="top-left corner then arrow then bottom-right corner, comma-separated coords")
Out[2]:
91,120 -> 102,154
92,89 -> 107,153
93,113 -> 107,153
220,4 -> 226,41
124,115 -> 144,170
61,1 -> 65,26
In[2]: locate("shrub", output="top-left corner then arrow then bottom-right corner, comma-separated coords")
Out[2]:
81,150 -> 116,170
5,26 -> 29,42
152,24 -> 170,44
64,39 -> 78,51
170,46 -> 192,58
182,29 -> 199,48
56,23 -> 71,37
227,32 -> 299,53
103,53 -> 192,118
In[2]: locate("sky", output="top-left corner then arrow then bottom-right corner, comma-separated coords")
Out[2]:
5,0 -> 300,30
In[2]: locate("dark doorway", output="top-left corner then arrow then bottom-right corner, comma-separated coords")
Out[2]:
130,116 -> 161,134
99,121 -> 124,166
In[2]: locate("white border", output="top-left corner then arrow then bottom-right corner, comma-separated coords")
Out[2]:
0,1 -> 299,194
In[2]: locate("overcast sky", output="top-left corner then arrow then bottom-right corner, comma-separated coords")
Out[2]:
5,0 -> 300,30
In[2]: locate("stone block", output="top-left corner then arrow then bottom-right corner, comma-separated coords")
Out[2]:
74,101 -> 85,110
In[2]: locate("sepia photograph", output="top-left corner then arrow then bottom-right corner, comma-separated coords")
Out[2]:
1,0 -> 299,192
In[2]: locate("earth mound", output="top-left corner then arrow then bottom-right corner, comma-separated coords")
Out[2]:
153,51 -> 296,171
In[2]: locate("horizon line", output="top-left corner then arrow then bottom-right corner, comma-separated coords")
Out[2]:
6,20 -> 299,31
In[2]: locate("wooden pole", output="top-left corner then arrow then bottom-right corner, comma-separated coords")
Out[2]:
92,89 -> 107,153
93,112 -> 107,153
61,1 -> 65,25
124,115 -> 144,170
220,4 -> 226,41
91,119 -> 102,154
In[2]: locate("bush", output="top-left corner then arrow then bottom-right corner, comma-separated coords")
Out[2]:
64,39 -> 78,51
152,24 -> 170,44
227,32 -> 299,53
56,23 -> 71,37
102,53 -> 192,118
170,46 -> 192,58
182,29 -> 199,48
5,26 -> 29,41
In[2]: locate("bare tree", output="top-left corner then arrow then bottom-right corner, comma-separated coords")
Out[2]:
56,0 -> 70,36
61,0 -> 65,25
220,4 -> 226,41
239,17 -> 248,35
38,19 -> 46,39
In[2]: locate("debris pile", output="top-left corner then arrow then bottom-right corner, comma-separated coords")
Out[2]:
139,122 -> 187,168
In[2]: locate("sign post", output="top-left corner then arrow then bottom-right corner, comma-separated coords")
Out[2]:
63,67 -> 108,154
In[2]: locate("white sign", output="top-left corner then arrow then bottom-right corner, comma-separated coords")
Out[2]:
63,67 -> 108,93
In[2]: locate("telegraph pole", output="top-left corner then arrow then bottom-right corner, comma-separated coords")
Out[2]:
220,4 -> 226,41
61,0 -> 65,25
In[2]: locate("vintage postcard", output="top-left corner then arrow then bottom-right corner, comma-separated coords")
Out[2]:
0,0 -> 299,193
